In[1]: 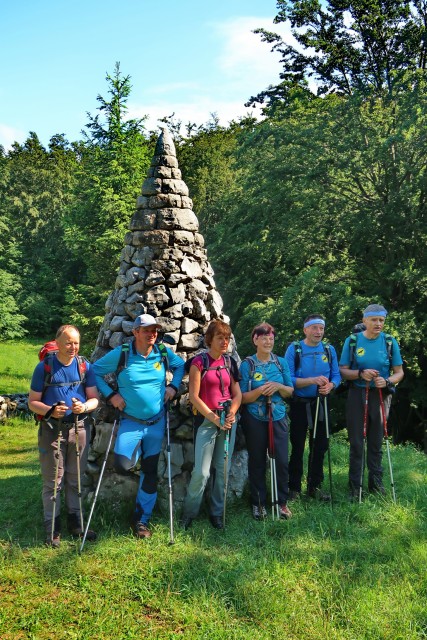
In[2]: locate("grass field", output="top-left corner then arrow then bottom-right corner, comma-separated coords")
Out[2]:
0,341 -> 426,639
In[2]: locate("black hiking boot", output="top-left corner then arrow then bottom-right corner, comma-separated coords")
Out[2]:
368,478 -> 386,495
307,486 -> 331,502
349,482 -> 360,502
67,513 -> 97,542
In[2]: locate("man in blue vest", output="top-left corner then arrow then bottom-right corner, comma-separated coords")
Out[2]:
285,314 -> 341,501
93,314 -> 184,539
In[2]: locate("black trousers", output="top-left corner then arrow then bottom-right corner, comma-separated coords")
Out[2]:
288,398 -> 328,492
241,408 -> 289,507
346,386 -> 391,487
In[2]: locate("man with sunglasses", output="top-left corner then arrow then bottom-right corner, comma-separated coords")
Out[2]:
285,314 -> 341,502
93,314 -> 184,539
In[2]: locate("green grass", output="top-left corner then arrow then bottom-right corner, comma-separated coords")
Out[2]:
0,339 -> 44,394
0,338 -> 95,395
0,419 -> 426,640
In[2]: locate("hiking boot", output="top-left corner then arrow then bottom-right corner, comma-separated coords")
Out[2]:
369,481 -> 386,495
68,513 -> 97,542
288,490 -> 301,501
45,533 -> 61,548
180,516 -> 193,530
307,486 -> 331,502
279,504 -> 292,520
135,522 -> 152,539
252,505 -> 267,520
45,515 -> 61,548
209,514 -> 224,530
349,482 -> 360,502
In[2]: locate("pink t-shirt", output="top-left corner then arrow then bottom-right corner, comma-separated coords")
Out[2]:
192,353 -> 232,410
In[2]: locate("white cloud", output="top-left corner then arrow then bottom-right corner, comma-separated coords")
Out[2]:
128,15 -> 295,133
213,16 -> 297,87
0,124 -> 26,150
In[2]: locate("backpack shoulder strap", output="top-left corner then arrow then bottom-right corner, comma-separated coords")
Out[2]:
293,340 -> 302,371
76,355 -> 87,384
200,351 -> 210,379
42,353 -> 55,395
323,343 -> 332,365
116,341 -> 131,377
349,333 -> 358,368
156,342 -> 170,373
243,356 -> 256,378
271,353 -> 283,373
384,333 -> 393,365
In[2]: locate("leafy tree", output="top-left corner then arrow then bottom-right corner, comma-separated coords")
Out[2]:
63,63 -> 152,342
248,0 -> 427,106
1,133 -> 78,334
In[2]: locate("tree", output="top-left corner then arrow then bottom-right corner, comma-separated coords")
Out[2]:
63,63 -> 152,342
247,0 -> 427,106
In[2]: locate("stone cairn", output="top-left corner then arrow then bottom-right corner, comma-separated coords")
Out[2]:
86,128 -> 247,518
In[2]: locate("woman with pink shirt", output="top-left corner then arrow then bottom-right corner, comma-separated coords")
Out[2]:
180,319 -> 241,530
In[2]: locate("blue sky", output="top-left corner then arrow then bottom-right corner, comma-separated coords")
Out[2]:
0,0 -> 294,149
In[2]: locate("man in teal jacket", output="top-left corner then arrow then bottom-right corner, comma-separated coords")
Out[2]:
93,314 -> 184,539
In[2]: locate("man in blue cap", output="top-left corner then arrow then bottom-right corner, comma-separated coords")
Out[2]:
339,304 -> 404,500
93,314 -> 184,538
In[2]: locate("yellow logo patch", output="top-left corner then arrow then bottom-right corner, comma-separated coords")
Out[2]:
356,347 -> 365,357
254,372 -> 263,381
154,362 -> 162,371
322,355 -> 328,363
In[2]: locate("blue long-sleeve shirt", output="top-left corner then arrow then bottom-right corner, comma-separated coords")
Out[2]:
284,341 -> 341,399
93,342 -> 184,421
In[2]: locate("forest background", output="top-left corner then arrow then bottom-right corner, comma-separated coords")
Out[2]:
1,0 -> 427,446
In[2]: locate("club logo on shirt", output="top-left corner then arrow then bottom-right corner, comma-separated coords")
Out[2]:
254,372 -> 263,381
356,347 -> 365,356
154,362 -> 162,371
322,355 -> 328,363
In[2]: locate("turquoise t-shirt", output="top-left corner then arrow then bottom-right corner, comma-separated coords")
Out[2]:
239,354 -> 293,422
93,342 -> 184,420
339,332 -> 402,388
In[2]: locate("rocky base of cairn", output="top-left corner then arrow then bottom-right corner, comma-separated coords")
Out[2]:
83,404 -> 248,517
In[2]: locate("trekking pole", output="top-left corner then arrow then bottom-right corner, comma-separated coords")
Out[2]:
165,401 -> 175,545
80,413 -> 118,553
72,401 -> 84,532
51,402 -> 65,544
378,388 -> 396,503
266,397 -> 279,520
359,382 -> 370,504
323,395 -> 333,508
308,394 -> 320,491
219,400 -> 232,529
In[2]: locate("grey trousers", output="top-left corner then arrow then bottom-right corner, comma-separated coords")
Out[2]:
38,419 -> 90,531
182,417 -> 237,518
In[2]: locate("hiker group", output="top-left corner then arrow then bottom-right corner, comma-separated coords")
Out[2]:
29,303 -> 403,547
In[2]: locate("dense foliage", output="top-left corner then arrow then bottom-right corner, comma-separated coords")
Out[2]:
1,3 -> 427,442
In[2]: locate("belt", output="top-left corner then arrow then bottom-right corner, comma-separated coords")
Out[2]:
122,411 -> 163,426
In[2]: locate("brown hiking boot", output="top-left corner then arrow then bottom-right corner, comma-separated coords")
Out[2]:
135,522 -> 152,539
45,533 -> 61,548
279,504 -> 292,520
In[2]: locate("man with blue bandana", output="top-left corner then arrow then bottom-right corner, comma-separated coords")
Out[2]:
93,314 -> 184,539
285,314 -> 341,501
339,304 -> 404,500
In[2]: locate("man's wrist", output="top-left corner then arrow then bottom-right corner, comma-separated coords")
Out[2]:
358,369 -> 365,379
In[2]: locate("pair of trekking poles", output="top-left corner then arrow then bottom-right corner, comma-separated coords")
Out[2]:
359,382 -> 396,503
265,394 -> 334,519
80,401 -> 177,552
50,401 -> 85,545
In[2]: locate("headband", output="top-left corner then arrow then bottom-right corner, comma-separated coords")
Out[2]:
363,310 -> 387,318
304,318 -> 325,328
